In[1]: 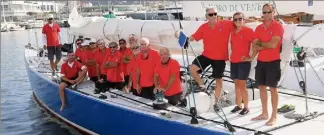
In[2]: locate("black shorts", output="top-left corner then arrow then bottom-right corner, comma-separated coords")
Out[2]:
90,77 -> 98,82
107,81 -> 123,90
47,46 -> 62,61
230,62 -> 251,80
123,75 -> 130,87
130,88 -> 141,96
61,76 -> 78,86
165,92 -> 183,106
140,85 -> 155,100
192,55 -> 226,79
255,60 -> 281,88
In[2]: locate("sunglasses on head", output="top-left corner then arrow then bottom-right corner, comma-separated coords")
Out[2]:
262,11 -> 272,14
109,46 -> 117,48
207,13 -> 217,17
233,18 -> 243,22
131,46 -> 139,50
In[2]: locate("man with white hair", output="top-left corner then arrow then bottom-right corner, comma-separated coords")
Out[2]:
42,14 -> 62,76
134,37 -> 161,100
187,7 -> 233,112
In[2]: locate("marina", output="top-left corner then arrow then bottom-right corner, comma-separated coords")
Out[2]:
2,1 -> 324,135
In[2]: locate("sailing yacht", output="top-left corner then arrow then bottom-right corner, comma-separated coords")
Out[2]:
24,1 -> 324,135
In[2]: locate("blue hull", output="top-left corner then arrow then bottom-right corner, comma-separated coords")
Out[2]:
25,61 -> 229,135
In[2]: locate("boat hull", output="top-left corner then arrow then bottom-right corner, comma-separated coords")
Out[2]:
25,57 -> 229,135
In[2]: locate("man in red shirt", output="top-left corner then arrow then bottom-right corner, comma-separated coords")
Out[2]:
42,14 -> 62,76
118,39 -> 133,89
59,51 -> 87,111
83,39 -> 98,82
250,4 -> 284,126
75,38 -> 84,63
154,47 -> 182,105
135,37 -> 161,100
188,8 -> 233,111
125,37 -> 141,95
104,42 -> 124,90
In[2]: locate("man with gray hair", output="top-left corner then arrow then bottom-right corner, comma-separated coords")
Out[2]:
187,7 -> 233,112
154,47 -> 183,105
134,37 -> 161,100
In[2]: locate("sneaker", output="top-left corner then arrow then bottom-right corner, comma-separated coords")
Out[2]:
230,106 -> 242,113
239,108 -> 250,115
231,106 -> 242,113
213,104 -> 220,112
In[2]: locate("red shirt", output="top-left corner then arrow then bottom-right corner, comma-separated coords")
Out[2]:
127,56 -> 139,89
136,49 -> 161,87
75,48 -> 85,62
119,48 -> 133,76
154,59 -> 182,96
254,21 -> 284,62
84,49 -> 97,77
192,20 -> 233,60
42,23 -> 61,46
105,51 -> 124,82
61,60 -> 83,79
95,48 -> 108,75
230,26 -> 254,63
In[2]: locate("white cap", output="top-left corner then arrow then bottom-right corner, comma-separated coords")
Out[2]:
47,14 -> 54,19
81,40 -> 90,46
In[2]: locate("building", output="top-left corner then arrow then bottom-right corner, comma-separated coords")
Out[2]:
1,1 -> 65,22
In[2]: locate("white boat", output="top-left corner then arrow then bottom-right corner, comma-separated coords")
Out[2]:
25,1 -> 324,135
10,25 -> 25,31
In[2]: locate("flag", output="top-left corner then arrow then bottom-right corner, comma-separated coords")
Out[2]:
308,0 -> 313,6
178,31 -> 188,48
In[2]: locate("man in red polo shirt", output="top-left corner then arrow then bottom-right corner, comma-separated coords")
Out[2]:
59,51 -> 87,111
42,14 -> 62,76
250,4 -> 284,126
83,39 -> 98,82
135,37 -> 161,100
125,37 -> 141,95
104,42 -> 124,90
118,39 -> 133,89
188,7 -> 233,111
154,47 -> 182,105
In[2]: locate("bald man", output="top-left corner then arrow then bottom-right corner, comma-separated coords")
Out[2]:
135,38 -> 161,100
154,48 -> 183,105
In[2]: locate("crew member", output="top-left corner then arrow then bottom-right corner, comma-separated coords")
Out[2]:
250,4 -> 284,126
229,12 -> 254,115
75,38 -> 85,63
135,37 -> 161,100
83,39 -> 98,82
104,42 -> 124,90
95,39 -> 108,82
188,7 -> 233,111
154,48 -> 182,105
42,14 -> 62,76
119,39 -> 133,89
59,51 -> 87,111
125,37 -> 141,95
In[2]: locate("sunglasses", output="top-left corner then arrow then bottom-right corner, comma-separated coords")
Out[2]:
262,11 -> 272,14
130,46 -> 139,50
48,18 -> 53,20
233,18 -> 243,22
207,13 -> 217,17
109,46 -> 117,48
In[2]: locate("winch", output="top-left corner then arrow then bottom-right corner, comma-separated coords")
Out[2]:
153,92 -> 168,110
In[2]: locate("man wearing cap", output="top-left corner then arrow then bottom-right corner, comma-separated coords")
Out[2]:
42,14 -> 62,76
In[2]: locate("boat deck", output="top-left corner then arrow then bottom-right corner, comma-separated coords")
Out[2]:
26,49 -> 324,135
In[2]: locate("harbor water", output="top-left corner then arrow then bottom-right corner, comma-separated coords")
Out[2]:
1,28 -> 79,135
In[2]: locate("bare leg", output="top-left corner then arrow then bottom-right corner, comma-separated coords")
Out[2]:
234,79 -> 242,108
189,65 -> 204,86
59,82 -> 68,111
266,87 -> 278,126
251,85 -> 269,120
50,60 -> 55,75
54,58 -> 61,71
214,78 -> 222,99
239,80 -> 248,109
